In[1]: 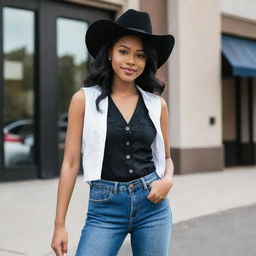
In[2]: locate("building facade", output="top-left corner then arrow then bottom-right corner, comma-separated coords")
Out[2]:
0,0 -> 255,181
167,0 -> 256,173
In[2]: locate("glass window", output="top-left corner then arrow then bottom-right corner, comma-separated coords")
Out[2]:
57,17 -> 88,166
3,7 -> 36,167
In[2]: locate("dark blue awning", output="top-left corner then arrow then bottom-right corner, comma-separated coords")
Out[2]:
222,35 -> 256,77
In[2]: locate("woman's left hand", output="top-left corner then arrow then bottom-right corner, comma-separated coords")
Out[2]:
147,177 -> 173,204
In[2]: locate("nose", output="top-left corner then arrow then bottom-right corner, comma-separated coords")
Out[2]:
126,55 -> 135,66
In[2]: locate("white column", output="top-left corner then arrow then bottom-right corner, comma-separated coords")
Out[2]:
167,0 -> 222,149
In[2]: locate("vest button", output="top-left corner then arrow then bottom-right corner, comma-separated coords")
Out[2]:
129,184 -> 134,188
129,169 -> 134,173
125,126 -> 130,131
126,154 -> 131,159
126,141 -> 130,146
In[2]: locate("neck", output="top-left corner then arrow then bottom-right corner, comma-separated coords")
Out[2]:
111,76 -> 138,96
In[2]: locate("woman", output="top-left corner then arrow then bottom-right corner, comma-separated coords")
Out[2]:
51,9 -> 175,256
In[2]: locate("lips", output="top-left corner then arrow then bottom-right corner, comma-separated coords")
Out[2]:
121,67 -> 137,75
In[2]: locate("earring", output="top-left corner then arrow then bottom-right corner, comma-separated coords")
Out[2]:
108,57 -> 111,61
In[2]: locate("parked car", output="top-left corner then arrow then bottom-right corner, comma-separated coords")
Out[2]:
3,116 -> 68,167
3,119 -> 34,167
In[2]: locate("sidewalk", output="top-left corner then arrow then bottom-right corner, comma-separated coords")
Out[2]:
0,166 -> 256,256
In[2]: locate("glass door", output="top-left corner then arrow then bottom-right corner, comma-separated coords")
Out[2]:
3,7 -> 36,168
41,1 -> 114,177
50,1 -> 114,171
0,1 -> 39,181
56,18 -> 88,169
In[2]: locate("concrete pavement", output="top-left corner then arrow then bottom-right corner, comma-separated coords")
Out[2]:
0,166 -> 256,255
171,204 -> 256,256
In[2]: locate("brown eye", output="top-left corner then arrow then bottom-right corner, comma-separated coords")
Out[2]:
137,54 -> 146,58
119,49 -> 127,55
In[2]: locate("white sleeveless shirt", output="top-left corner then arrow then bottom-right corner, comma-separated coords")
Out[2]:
80,84 -> 167,184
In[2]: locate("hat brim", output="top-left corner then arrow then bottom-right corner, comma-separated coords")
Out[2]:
85,19 -> 175,68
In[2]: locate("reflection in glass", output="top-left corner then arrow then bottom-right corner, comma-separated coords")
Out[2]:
3,7 -> 36,167
57,18 -> 88,167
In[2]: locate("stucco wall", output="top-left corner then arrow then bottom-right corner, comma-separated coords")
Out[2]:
168,0 -> 222,148
221,0 -> 256,21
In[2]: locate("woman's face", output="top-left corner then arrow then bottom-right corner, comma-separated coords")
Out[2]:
109,35 -> 147,84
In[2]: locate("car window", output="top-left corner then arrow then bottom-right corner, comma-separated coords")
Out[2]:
20,125 -> 34,137
10,125 -> 23,135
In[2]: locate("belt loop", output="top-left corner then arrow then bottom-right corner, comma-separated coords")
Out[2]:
113,182 -> 118,194
140,177 -> 148,190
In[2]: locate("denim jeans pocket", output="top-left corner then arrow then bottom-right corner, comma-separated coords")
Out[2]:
89,185 -> 113,202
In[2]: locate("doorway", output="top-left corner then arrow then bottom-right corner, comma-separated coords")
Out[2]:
222,76 -> 256,166
0,0 -> 114,181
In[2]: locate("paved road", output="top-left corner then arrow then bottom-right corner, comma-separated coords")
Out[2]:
170,204 -> 256,256
117,204 -> 256,256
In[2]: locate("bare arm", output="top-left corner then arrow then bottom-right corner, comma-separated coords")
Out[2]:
159,97 -> 174,181
147,96 -> 174,203
51,89 -> 85,256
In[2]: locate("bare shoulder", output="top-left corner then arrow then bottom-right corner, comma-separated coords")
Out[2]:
69,89 -> 85,112
160,96 -> 168,113
160,96 -> 166,106
72,89 -> 85,103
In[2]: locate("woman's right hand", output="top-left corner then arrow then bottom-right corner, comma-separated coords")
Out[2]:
51,226 -> 68,256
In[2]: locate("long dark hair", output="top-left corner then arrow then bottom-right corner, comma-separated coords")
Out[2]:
84,34 -> 166,112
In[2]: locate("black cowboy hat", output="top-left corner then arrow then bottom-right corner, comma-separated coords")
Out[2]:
85,9 -> 175,68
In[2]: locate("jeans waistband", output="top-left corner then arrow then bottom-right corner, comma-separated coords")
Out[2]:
89,171 -> 161,194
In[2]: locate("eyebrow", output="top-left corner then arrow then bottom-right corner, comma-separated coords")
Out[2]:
119,44 -> 145,52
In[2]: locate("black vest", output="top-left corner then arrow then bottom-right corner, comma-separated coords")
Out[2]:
101,89 -> 157,181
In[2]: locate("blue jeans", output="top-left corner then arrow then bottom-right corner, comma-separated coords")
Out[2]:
75,171 -> 172,256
